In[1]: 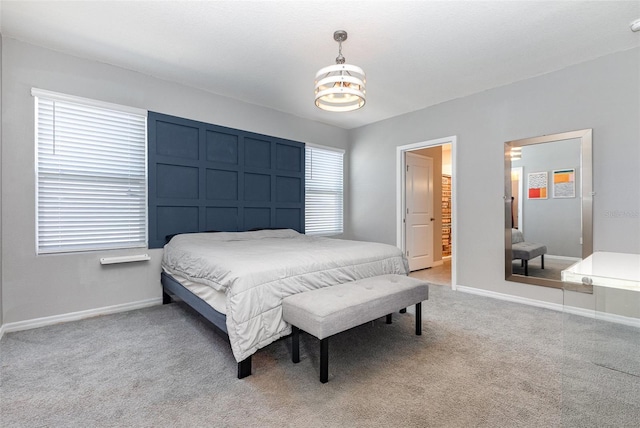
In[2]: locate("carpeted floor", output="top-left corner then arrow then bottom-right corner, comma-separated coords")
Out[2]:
511,257 -> 576,281
1,284 -> 639,427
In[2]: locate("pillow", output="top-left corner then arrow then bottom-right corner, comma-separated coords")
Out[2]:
511,228 -> 525,244
168,229 -> 301,245
165,230 -> 221,243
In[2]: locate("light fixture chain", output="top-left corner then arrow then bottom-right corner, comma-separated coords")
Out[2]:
336,39 -> 345,64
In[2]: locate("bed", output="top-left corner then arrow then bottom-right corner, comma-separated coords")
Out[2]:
161,229 -> 409,378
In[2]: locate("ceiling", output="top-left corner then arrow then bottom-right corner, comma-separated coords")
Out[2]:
1,1 -> 639,130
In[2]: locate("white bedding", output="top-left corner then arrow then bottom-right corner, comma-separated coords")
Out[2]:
162,268 -> 227,314
162,229 -> 409,362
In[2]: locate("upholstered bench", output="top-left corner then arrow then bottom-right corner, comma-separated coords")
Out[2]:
512,241 -> 547,276
281,274 -> 429,383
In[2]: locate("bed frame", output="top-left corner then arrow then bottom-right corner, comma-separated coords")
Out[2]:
161,272 -> 252,378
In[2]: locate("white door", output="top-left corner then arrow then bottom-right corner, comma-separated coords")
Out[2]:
405,152 -> 434,271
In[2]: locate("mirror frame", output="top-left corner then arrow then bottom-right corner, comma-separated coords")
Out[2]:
504,129 -> 593,290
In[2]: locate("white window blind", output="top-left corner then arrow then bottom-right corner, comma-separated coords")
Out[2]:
305,145 -> 344,235
34,89 -> 148,254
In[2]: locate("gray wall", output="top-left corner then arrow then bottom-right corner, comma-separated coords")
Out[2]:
1,38 -> 349,324
348,47 -> 640,306
2,38 -> 638,325
0,34 -> 3,328
512,139 -> 582,258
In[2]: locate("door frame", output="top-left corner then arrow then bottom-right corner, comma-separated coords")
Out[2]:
396,136 -> 458,290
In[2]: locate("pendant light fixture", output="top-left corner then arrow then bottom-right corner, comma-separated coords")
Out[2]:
314,30 -> 366,112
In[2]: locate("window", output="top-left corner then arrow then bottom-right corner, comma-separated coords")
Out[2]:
33,89 -> 148,254
305,145 -> 344,235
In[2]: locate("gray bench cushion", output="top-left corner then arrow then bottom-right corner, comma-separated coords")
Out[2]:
282,274 -> 429,340
512,242 -> 547,261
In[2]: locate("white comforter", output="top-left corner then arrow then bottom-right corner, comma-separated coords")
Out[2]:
162,229 -> 409,362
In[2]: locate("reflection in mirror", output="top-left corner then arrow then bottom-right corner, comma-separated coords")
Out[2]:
511,166 -> 523,231
504,129 -> 593,291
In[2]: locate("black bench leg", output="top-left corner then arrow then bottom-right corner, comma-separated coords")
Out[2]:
415,302 -> 422,336
237,356 -> 252,379
399,308 -> 407,313
524,260 -> 529,276
320,338 -> 329,383
292,326 -> 300,363
162,291 -> 172,304
541,254 -> 545,269
386,314 -> 392,324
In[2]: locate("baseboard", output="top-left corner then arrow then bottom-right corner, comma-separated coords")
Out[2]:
456,285 -> 640,328
456,285 -> 563,312
545,254 -> 581,262
562,305 -> 640,328
1,297 -> 163,335
0,324 -> 6,342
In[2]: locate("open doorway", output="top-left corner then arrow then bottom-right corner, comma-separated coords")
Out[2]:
396,136 -> 456,289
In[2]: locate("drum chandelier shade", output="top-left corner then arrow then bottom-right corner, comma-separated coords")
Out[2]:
314,30 -> 366,112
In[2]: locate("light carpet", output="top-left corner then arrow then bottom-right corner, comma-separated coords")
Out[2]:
1,284 -> 638,427
511,257 -> 576,281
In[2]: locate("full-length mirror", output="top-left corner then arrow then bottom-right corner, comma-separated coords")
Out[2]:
504,129 -> 593,290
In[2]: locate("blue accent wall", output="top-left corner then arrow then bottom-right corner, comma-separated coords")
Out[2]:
148,112 -> 305,248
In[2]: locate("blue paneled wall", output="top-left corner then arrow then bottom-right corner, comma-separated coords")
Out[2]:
148,112 -> 305,248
